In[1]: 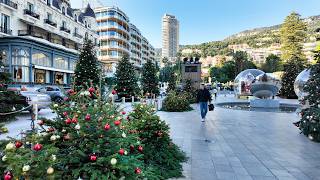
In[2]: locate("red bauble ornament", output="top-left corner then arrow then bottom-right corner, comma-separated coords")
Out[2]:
65,118 -> 72,125
138,146 -> 143,152
130,145 -> 135,152
85,114 -> 91,121
114,120 -> 121,126
63,112 -> 68,117
72,117 -> 78,124
64,97 -> 69,101
90,154 -> 97,161
37,120 -> 44,126
135,167 -> 142,174
15,141 -> 23,148
88,87 -> 95,93
4,173 -> 12,180
47,127 -> 55,132
112,90 -> 117,95
104,123 -> 111,130
126,116 -> 130,120
121,111 -> 126,115
33,143 -> 42,151
67,89 -> 74,94
118,148 -> 125,155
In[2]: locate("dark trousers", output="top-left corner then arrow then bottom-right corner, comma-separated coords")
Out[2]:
200,102 -> 208,119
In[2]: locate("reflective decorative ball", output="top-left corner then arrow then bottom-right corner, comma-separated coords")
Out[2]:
234,69 -> 264,96
251,73 -> 281,99
294,69 -> 310,98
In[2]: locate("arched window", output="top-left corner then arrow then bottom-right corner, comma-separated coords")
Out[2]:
74,14 -> 77,21
62,7 -> 65,15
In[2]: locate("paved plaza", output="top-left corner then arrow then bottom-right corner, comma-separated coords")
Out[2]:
1,95 -> 320,180
161,95 -> 320,180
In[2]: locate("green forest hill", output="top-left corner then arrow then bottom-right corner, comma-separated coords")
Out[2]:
182,15 -> 320,57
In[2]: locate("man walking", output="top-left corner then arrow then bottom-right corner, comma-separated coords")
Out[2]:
197,84 -> 212,122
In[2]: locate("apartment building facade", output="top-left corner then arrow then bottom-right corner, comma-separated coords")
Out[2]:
162,14 -> 179,63
95,6 -> 156,77
0,0 -> 98,85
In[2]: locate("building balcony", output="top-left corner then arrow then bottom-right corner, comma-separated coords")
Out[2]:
18,30 -> 45,39
73,32 -> 83,39
44,19 -> 57,27
24,9 -> 40,19
60,27 -> 71,34
0,26 -> 12,35
0,0 -> 17,9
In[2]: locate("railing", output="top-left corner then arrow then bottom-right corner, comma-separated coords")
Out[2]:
18,30 -> 45,39
0,26 -> 12,35
73,32 -> 83,39
24,9 -> 40,19
0,0 -> 17,9
60,27 -> 70,33
44,19 -> 57,27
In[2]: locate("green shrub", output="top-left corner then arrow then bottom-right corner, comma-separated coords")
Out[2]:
162,91 -> 192,112
129,104 -> 187,179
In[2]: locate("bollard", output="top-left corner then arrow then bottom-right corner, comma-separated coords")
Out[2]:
112,95 -> 115,104
122,97 -> 125,104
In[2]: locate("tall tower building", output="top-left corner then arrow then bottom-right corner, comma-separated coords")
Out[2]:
162,14 -> 179,64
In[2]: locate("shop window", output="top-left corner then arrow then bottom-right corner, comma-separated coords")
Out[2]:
0,49 -> 8,65
55,72 -> 64,84
13,66 -> 29,82
54,56 -> 68,70
69,60 -> 76,70
35,69 -> 45,84
32,52 -> 51,67
12,48 -> 29,66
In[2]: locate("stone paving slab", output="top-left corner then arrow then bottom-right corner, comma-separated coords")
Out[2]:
161,95 -> 320,180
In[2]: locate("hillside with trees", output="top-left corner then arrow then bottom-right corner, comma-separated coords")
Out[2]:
182,14 -> 320,57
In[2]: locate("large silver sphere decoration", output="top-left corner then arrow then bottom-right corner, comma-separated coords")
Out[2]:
251,73 -> 281,99
234,69 -> 264,96
294,69 -> 310,98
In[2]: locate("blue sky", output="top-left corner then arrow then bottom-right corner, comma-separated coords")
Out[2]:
71,0 -> 320,48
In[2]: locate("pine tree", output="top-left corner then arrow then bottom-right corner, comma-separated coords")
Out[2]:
299,48 -> 320,142
280,56 -> 305,99
74,39 -> 101,90
1,87 -> 150,179
0,60 -> 27,122
167,71 -> 176,92
114,55 -> 139,98
280,12 -> 307,62
141,60 -> 159,95
129,104 -> 186,178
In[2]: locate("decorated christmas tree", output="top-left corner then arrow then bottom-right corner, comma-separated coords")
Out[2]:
299,49 -> 320,142
74,39 -> 101,90
129,104 -> 186,179
1,87 -> 150,179
114,55 -> 139,98
280,56 -> 305,99
141,60 -> 159,95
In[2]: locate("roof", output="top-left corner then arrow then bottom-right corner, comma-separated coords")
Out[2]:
67,7 -> 74,17
82,4 -> 95,18
52,0 -> 61,9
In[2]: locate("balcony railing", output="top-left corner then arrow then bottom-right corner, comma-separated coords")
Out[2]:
44,19 -> 57,27
18,30 -> 45,39
73,32 -> 83,39
60,27 -> 70,34
24,9 -> 40,19
0,26 -> 12,35
0,0 -> 17,9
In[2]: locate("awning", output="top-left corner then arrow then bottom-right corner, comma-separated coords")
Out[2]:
34,65 -> 74,74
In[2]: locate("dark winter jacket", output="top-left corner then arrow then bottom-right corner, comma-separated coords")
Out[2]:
197,89 -> 212,102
